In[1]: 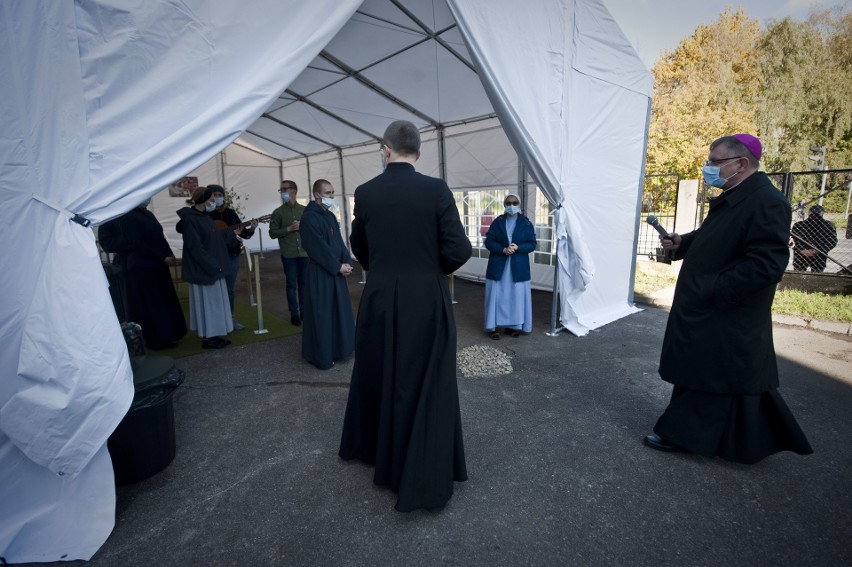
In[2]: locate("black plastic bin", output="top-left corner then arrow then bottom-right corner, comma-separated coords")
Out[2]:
108,354 -> 184,486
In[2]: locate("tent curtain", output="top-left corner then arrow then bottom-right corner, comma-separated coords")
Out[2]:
447,0 -> 652,336
0,0 -> 361,562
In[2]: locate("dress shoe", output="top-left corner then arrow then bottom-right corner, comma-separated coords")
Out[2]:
643,433 -> 685,452
290,315 -> 301,327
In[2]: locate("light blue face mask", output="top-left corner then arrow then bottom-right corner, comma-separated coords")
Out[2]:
205,201 -> 216,212
214,196 -> 225,207
281,192 -> 290,203
504,205 -> 520,216
702,165 -> 728,188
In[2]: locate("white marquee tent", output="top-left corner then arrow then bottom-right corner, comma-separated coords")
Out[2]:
0,0 -> 651,561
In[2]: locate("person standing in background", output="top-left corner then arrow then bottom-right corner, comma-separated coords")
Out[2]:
98,198 -> 187,349
269,180 -> 308,327
339,120 -> 472,512
483,192 -> 536,339
299,179 -> 355,370
177,186 -> 236,349
791,204 -> 838,272
207,184 -> 256,330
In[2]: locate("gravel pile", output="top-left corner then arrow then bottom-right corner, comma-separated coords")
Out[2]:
457,344 -> 513,378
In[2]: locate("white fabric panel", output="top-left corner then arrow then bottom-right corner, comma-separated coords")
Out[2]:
1,0 -> 362,562
447,0 -> 650,336
445,127 -> 517,189
227,144 -> 282,167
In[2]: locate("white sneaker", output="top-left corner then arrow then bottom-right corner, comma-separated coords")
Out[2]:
233,320 -> 245,331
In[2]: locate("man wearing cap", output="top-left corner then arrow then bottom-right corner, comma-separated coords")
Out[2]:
791,204 -> 838,272
644,134 -> 813,464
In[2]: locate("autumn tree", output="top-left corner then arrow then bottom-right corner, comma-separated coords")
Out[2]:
647,9 -> 762,181
756,9 -> 852,174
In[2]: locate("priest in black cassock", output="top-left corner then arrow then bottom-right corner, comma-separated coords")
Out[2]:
339,120 -> 472,512
99,199 -> 187,349
299,179 -> 355,370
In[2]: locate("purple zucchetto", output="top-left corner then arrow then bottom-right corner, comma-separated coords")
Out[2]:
732,133 -> 762,161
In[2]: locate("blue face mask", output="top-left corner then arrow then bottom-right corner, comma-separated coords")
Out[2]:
505,205 -> 520,216
281,192 -> 290,203
702,165 -> 728,188
214,196 -> 225,207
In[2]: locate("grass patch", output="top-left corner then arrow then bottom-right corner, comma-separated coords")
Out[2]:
634,270 -> 677,297
772,289 -> 852,322
634,270 -> 852,323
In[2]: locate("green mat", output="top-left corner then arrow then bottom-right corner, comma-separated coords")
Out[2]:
151,286 -> 300,358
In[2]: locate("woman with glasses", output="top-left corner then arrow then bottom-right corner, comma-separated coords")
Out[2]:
483,193 -> 536,339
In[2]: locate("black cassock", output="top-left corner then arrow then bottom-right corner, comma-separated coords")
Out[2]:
656,172 -> 812,463
339,162 -> 472,512
299,201 -> 355,370
99,206 -> 187,349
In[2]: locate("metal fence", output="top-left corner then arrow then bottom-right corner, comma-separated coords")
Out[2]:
696,169 -> 852,275
636,173 -> 680,260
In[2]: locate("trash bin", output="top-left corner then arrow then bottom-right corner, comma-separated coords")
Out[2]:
108,354 -> 185,486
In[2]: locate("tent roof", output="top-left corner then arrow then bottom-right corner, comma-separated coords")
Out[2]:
237,0 -> 497,160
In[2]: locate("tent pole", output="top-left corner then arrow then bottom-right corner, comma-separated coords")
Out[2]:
253,253 -> 268,335
546,205 -> 561,337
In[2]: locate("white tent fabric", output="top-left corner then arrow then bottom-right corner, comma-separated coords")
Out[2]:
0,0 -> 360,562
1,0 -> 650,561
448,0 -> 652,335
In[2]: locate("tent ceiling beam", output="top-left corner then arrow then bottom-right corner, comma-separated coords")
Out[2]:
231,140 -> 284,162
319,50 -> 441,128
241,130 -> 308,158
387,0 -> 476,73
284,88 -> 382,144
260,113 -> 340,150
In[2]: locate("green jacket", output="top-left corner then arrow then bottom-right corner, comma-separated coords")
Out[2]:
269,202 -> 308,258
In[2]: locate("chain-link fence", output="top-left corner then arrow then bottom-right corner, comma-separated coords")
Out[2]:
782,170 -> 852,274
637,174 -> 680,261
696,169 -> 852,275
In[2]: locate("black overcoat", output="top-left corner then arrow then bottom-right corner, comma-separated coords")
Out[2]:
299,201 -> 355,369
339,162 -> 472,512
659,172 -> 791,394
99,207 -> 187,347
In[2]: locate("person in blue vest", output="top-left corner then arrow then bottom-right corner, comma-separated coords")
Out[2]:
483,193 -> 537,339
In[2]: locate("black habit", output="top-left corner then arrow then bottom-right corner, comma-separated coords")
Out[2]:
99,206 -> 187,349
299,201 -> 355,370
655,171 -> 812,463
339,162 -> 472,512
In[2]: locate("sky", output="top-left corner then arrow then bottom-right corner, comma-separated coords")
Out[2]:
602,0 -> 851,67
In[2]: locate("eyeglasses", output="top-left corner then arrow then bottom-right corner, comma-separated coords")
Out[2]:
279,186 -> 295,192
505,201 -> 520,206
705,156 -> 743,166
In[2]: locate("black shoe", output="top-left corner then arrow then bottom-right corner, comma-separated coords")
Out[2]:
201,337 -> 230,349
291,315 -> 301,327
643,433 -> 685,453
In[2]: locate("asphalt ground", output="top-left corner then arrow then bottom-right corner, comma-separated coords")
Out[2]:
16,255 -> 852,566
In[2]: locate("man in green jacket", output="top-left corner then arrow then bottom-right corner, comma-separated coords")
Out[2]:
269,180 -> 308,327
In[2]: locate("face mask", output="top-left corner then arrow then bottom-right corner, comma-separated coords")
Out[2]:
505,205 -> 520,216
205,201 -> 216,212
214,196 -> 224,207
321,197 -> 336,210
281,192 -> 290,203
701,165 -> 728,188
